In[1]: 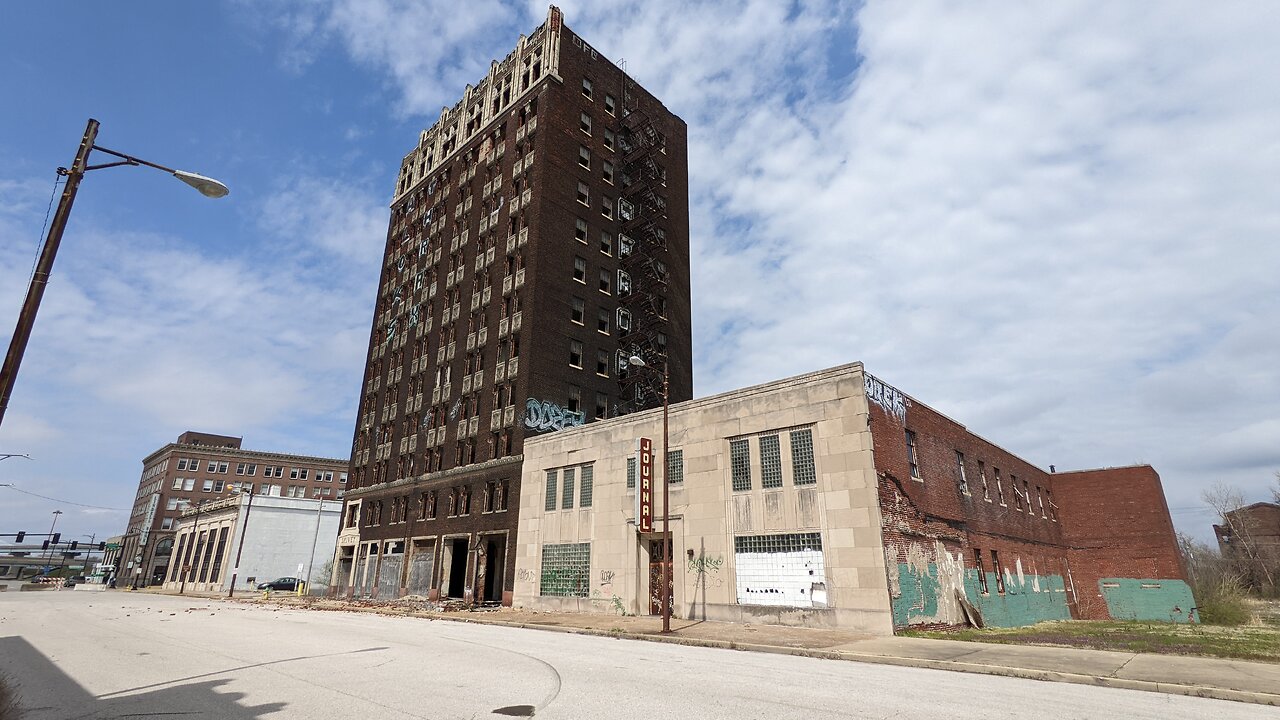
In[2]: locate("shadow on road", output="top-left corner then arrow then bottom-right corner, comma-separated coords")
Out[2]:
0,636 -> 286,719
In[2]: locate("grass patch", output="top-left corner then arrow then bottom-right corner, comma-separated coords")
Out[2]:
904,617 -> 1280,663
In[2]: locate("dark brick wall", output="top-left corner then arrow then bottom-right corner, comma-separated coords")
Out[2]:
1054,465 -> 1188,619
340,13 -> 690,605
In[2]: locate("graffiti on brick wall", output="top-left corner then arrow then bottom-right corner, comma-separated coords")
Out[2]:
865,373 -> 907,423
524,398 -> 586,433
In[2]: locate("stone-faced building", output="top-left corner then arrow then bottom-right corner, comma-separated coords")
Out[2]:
117,431 -> 347,588
335,6 -> 692,604
513,363 -> 1194,634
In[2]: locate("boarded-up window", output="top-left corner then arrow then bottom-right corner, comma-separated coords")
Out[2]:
734,533 -> 825,608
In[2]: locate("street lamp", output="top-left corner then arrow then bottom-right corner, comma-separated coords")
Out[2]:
628,353 -> 672,634
227,486 -> 256,598
0,118 -> 228,430
43,509 -> 63,570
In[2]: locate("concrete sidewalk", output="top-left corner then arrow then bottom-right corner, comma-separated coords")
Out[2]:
135,588 -> 1280,706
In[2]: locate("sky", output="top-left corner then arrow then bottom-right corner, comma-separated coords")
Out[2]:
1,1 -> 1278,545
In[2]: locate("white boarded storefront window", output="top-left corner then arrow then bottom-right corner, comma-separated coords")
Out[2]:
735,532 -> 827,608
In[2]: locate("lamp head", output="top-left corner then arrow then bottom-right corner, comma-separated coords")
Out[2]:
628,355 -> 646,367
173,170 -> 230,199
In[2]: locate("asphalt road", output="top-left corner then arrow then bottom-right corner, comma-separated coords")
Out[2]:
0,590 -> 1275,719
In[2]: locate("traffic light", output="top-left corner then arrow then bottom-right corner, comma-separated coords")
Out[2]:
70,541 -> 78,550
98,541 -> 106,551
42,540 -> 50,550
51,533 -> 60,544
15,531 -> 24,543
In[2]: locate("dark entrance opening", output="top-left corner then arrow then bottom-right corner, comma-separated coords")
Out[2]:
482,536 -> 506,603
447,537 -> 469,599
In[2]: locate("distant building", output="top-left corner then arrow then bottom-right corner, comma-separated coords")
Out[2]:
1214,501 -> 1280,590
116,431 -> 347,588
512,363 -> 1194,633
335,5 -> 692,605
161,494 -> 342,594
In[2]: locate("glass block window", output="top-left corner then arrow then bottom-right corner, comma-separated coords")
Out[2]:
580,464 -> 594,507
562,467 -> 576,510
626,456 -> 636,489
735,532 -> 823,554
667,449 -> 683,485
790,428 -> 816,485
539,542 -> 590,597
730,438 -> 751,491
760,434 -> 782,489
544,470 -> 558,512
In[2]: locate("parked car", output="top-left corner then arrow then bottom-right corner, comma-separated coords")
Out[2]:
256,577 -> 301,591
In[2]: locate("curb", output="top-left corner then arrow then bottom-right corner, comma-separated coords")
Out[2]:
225,596 -> 1280,708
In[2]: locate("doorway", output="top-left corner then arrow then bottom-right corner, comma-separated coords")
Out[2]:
480,535 -> 506,603
445,537 -> 469,599
648,539 -> 673,615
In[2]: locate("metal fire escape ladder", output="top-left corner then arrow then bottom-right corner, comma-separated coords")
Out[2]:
614,77 -> 673,416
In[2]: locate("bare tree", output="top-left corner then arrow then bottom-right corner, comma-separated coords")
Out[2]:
1204,481 -> 1275,589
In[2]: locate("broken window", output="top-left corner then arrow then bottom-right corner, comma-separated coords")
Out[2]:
571,297 -> 585,324
601,195 -> 613,220
579,145 -> 591,169
995,468 -> 1005,505
1024,480 -> 1033,515
603,129 -> 615,151
974,549 -> 989,594
979,460 -> 989,500
581,77 -> 593,99
602,161 -> 614,185
955,451 -> 969,494
600,230 -> 613,256
905,430 -> 921,479
604,93 -> 616,116
596,350 -> 609,376
990,550 -> 1005,593
595,393 -> 608,421
567,385 -> 581,414
1012,474 -> 1024,510
576,181 -> 590,206
1046,489 -> 1057,521
760,434 -> 782,489
579,112 -> 592,135
599,268 -> 612,294
575,217 -> 588,243
730,438 -> 752,491
597,308 -> 611,335
569,340 -> 583,368
1037,486 -> 1046,518
573,256 -> 587,283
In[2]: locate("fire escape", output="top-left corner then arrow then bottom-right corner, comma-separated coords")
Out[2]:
615,77 -> 671,416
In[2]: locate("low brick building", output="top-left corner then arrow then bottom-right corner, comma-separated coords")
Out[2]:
513,363 -> 1194,634
1214,501 -> 1280,590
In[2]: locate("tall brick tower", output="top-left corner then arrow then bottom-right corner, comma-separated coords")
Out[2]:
334,5 -> 692,605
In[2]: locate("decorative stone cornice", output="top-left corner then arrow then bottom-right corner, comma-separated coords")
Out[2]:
343,454 -> 524,500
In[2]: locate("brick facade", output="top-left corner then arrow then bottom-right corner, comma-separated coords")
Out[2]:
867,373 -> 1193,627
338,6 -> 691,604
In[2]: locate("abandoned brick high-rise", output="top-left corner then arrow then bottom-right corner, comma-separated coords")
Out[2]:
334,6 -> 692,604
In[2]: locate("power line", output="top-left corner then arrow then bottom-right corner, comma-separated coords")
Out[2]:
0,483 -> 128,512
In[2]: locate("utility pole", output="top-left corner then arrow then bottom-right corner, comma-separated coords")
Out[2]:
43,510 -> 63,571
227,488 -> 255,597
302,495 -> 325,596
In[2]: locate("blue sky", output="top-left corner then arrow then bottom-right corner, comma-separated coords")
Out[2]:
2,1 -> 1278,543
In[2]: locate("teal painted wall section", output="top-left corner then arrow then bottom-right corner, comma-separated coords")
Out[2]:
968,570 -> 1071,628
1098,578 -> 1198,623
892,562 -> 1071,628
